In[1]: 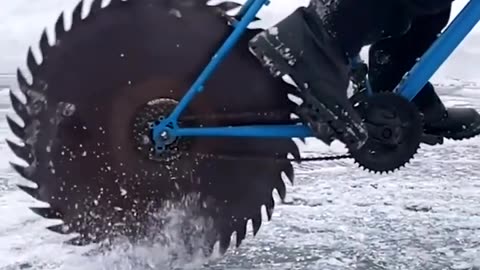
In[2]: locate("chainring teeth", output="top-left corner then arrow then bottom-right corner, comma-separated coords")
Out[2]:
349,92 -> 423,173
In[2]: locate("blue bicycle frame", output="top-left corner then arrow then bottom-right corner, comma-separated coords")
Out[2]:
153,0 -> 480,150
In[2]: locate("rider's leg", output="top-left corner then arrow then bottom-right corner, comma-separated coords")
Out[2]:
248,0 -> 412,150
368,6 -> 480,139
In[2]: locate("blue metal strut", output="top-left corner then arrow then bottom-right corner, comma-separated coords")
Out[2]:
396,0 -> 480,101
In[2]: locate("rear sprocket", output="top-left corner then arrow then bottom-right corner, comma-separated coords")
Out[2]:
7,0 -> 299,254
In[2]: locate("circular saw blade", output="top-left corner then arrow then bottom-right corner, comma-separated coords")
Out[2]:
7,0 -> 300,253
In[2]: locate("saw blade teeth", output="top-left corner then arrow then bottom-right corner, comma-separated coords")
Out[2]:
219,231 -> 232,254
289,147 -> 302,162
89,0 -> 103,15
9,90 -> 29,122
30,207 -> 63,219
235,221 -> 247,247
10,162 -> 32,180
6,116 -> 25,140
6,140 -> 33,164
17,184 -> 39,200
64,236 -> 88,246
47,224 -> 71,234
283,165 -> 294,185
39,29 -> 50,57
71,0 -> 84,23
274,179 -> 286,201
213,1 -> 261,22
251,212 -> 262,236
265,198 -> 274,221
55,12 -> 66,37
17,68 -> 31,94
215,1 -> 241,12
108,0 -> 124,8
26,47 -> 39,76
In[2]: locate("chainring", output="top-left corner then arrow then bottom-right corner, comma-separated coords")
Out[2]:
348,92 -> 423,173
6,0 -> 300,254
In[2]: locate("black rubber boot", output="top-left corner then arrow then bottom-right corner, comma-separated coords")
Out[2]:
426,109 -> 480,140
248,8 -> 367,150
368,6 -> 480,141
414,84 -> 480,140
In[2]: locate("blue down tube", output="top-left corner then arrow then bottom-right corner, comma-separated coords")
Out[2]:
152,0 -> 271,141
173,125 -> 312,138
396,0 -> 480,101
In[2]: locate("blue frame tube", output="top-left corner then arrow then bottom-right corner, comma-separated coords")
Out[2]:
153,0 -> 479,142
173,125 -> 313,138
168,0 -> 266,120
396,0 -> 480,101
153,0 -> 268,141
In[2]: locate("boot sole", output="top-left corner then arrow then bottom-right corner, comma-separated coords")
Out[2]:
431,123 -> 480,142
249,34 -> 368,150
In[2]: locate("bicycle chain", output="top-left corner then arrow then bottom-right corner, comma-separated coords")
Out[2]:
175,149 -> 352,163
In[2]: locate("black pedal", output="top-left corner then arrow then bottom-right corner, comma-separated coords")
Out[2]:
295,103 -> 335,145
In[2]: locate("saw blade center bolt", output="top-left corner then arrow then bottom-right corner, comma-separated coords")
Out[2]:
382,127 -> 392,139
152,117 -> 178,153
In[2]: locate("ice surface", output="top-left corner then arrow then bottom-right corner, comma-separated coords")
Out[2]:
0,0 -> 479,269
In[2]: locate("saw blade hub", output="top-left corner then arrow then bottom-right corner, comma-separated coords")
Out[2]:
132,98 -> 187,160
154,125 -> 178,153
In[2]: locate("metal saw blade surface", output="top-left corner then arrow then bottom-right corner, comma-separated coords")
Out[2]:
7,0 -> 300,253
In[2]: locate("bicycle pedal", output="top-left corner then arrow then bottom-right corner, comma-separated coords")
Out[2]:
295,103 -> 335,144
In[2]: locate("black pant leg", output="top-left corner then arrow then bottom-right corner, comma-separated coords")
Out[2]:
306,0 -> 412,58
405,0 -> 454,15
368,7 -> 451,94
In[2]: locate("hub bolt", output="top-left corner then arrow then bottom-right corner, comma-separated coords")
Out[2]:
161,131 -> 168,140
